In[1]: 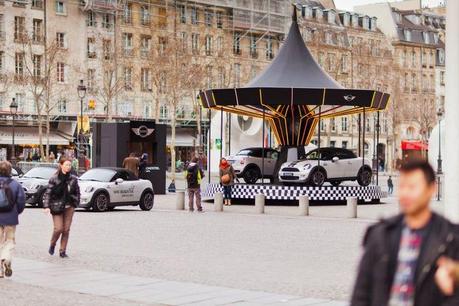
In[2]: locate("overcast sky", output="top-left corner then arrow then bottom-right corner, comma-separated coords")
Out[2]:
333,0 -> 444,11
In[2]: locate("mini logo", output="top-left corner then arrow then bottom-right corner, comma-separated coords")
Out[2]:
343,94 -> 356,102
132,125 -> 154,138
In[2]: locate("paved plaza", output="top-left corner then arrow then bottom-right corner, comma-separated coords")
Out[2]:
0,180 -> 430,306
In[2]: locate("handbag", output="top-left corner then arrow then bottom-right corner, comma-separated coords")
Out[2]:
49,199 -> 65,215
221,174 -> 231,184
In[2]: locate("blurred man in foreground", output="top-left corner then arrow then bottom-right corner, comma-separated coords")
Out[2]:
351,160 -> 459,306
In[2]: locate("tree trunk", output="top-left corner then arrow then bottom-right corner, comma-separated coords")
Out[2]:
37,112 -> 44,160
155,97 -> 161,122
46,111 -> 50,161
170,103 -> 177,181
106,99 -> 111,122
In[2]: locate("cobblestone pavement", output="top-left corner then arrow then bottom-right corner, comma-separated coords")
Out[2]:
9,188 -> 443,305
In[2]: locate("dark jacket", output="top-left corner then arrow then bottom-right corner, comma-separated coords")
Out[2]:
43,172 -> 80,209
185,163 -> 203,189
0,177 -> 25,226
351,213 -> 459,306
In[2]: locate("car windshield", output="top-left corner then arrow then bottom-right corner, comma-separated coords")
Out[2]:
304,150 -> 321,160
79,169 -> 116,182
23,167 -> 56,180
236,150 -> 252,156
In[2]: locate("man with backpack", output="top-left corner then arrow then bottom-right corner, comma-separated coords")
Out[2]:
0,161 -> 25,278
185,157 -> 204,212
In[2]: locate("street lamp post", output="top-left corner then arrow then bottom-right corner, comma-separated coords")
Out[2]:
77,79 -> 87,155
9,98 -> 18,165
437,107 -> 444,201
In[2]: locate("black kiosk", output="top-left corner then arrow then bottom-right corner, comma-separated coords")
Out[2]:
91,120 -> 167,194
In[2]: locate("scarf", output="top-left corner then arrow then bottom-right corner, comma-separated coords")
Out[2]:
219,160 -> 230,170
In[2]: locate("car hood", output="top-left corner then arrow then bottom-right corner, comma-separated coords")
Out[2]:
78,180 -> 110,189
17,177 -> 49,191
281,160 -> 313,169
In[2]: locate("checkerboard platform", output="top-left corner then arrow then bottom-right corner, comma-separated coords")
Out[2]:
204,183 -> 387,201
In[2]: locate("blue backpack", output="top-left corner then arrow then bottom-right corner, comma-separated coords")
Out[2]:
0,179 -> 14,212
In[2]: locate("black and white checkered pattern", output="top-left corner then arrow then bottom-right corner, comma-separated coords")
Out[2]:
204,184 -> 387,201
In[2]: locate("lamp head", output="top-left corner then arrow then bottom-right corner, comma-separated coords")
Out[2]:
9,98 -> 18,115
77,79 -> 87,99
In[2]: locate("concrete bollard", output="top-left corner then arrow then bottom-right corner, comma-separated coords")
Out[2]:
298,195 -> 309,216
176,191 -> 185,210
214,192 -> 224,212
255,194 -> 265,214
347,197 -> 358,218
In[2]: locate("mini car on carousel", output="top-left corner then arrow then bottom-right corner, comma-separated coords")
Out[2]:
18,166 -> 57,207
79,167 -> 154,212
226,147 -> 279,184
278,147 -> 372,187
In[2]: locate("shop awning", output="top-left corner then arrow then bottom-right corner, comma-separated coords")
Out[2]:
0,126 -> 73,146
167,131 -> 197,147
401,140 -> 428,151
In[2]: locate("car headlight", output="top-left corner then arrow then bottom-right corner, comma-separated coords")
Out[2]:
85,186 -> 95,193
30,184 -> 41,190
303,164 -> 312,170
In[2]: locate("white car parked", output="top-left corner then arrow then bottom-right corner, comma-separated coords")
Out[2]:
79,167 -> 154,212
278,148 -> 372,187
226,148 -> 279,184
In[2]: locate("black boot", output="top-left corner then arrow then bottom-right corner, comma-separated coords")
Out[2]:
59,251 -> 68,258
48,245 -> 55,255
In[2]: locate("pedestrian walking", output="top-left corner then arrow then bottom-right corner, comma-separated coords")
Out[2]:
43,157 -> 80,258
350,160 -> 459,306
122,153 -> 140,177
219,158 -> 237,206
387,175 -> 394,195
139,153 -> 148,178
0,161 -> 25,278
185,157 -> 204,212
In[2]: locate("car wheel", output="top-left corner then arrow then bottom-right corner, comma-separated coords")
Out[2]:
330,181 -> 341,187
309,169 -> 326,187
243,167 -> 261,184
357,168 -> 372,186
139,191 -> 154,211
92,192 -> 109,212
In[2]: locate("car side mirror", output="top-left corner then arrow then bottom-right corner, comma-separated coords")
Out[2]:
19,174 -> 23,178
115,178 -> 124,184
332,156 -> 339,163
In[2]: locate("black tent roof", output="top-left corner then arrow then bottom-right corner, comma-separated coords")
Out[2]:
247,9 -> 342,89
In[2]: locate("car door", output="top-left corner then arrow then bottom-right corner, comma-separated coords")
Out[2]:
264,150 -> 278,176
320,149 -> 343,179
339,149 -> 360,177
110,171 -> 132,203
125,170 -> 142,202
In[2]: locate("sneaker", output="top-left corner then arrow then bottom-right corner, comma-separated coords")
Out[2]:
48,245 -> 55,256
2,260 -> 12,277
59,251 -> 69,258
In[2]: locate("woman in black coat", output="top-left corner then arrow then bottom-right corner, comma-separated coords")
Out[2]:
43,157 -> 80,258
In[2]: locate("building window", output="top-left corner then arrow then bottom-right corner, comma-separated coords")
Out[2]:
440,70 -> 445,86
178,5 -> 186,23
342,141 -> 348,149
216,36 -> 223,54
342,13 -> 350,26
191,7 -> 198,25
216,11 -> 223,28
204,10 -> 213,26
102,14 -> 113,30
158,37 -> 167,55
411,51 -> 417,67
266,37 -> 273,60
250,36 -> 257,58
123,4 -> 132,24
330,141 -> 336,148
341,117 -> 348,132
33,54 -> 41,78
122,33 -> 133,56
327,11 -> 335,24
362,17 -> 370,30
56,32 -> 66,48
404,29 -> 412,42
103,39 -> 112,59
423,32 -> 430,44
437,49 -> 445,65
143,101 -> 152,118
140,35 -> 151,57
14,16 -> 25,42
341,54 -> 349,73
124,67 -> 132,90
206,65 -> 213,88
55,1 -> 65,14
57,99 -> 67,113
140,6 -> 150,25
205,35 -> 212,56
87,69 -> 95,92
141,68 -> 151,91
365,118 -> 371,132
191,33 -> 199,54
320,120 -> 325,132
32,19 -> 43,43
233,33 -> 241,55
87,11 -> 96,27
160,104 -> 168,119
352,14 -> 358,27
87,37 -> 96,58
56,62 -> 65,83
15,52 -> 24,76
370,18 -> 377,31
325,32 -> 333,45
330,118 -> 336,132
32,0 -> 44,9
159,72 -> 166,94
234,63 -> 240,87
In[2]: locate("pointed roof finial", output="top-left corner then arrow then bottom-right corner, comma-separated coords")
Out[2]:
292,4 -> 298,22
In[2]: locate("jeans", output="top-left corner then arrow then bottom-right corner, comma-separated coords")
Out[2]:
223,185 -> 232,200
187,188 -> 202,211
50,207 -> 75,252
388,186 -> 393,194
0,226 -> 15,264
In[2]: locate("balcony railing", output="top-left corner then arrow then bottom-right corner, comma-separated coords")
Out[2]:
87,51 -> 96,58
86,20 -> 97,27
123,48 -> 134,57
140,49 -> 150,58
102,22 -> 114,31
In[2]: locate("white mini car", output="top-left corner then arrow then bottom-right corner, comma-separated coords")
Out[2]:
79,167 -> 154,212
278,148 -> 372,187
226,148 -> 279,184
